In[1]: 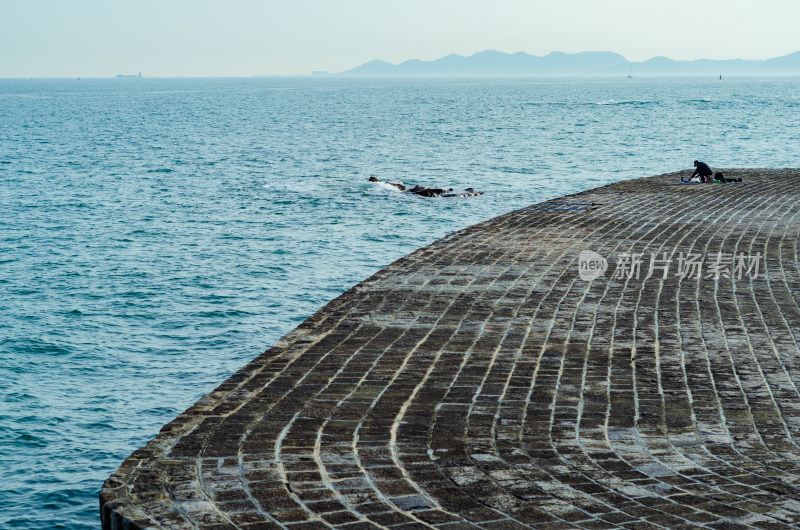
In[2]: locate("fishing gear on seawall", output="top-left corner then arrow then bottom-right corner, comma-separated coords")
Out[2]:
682,161 -> 742,183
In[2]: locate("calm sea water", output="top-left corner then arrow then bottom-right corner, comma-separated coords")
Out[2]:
1,76 -> 799,528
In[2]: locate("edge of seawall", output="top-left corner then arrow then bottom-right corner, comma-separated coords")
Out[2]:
102,169 -> 800,529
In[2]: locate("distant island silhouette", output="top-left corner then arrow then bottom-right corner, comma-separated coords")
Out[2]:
336,50 -> 800,77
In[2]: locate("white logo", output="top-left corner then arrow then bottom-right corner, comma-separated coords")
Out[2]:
578,250 -> 607,281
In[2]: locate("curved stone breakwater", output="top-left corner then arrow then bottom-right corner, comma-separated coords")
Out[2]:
102,169 -> 800,529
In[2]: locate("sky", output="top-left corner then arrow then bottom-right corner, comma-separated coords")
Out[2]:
2,0 -> 799,78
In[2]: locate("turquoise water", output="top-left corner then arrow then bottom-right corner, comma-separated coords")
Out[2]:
1,76 -> 799,528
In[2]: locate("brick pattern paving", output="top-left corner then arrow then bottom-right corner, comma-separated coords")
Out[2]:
102,170 -> 800,529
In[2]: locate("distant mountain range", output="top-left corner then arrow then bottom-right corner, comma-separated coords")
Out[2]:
336,50 -> 800,77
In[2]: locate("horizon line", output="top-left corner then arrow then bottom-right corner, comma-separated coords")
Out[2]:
3,48 -> 800,79
6,73 -> 800,80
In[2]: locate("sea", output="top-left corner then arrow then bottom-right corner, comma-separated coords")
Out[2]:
1,76 -> 799,529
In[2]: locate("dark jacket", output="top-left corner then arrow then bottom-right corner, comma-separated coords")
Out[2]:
692,161 -> 712,178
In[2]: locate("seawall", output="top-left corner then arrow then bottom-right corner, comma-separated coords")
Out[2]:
101,169 -> 800,528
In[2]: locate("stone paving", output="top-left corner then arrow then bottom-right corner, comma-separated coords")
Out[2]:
102,169 -> 800,529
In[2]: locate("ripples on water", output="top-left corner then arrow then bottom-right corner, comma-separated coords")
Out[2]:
1,76 -> 798,528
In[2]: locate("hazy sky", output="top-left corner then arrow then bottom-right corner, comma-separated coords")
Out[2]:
2,0 -> 799,77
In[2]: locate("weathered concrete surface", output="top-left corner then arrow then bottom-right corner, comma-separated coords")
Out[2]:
102,169 -> 800,529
